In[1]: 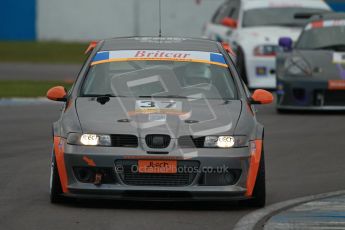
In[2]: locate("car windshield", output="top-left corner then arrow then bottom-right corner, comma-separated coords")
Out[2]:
81,50 -> 238,100
296,21 -> 345,51
243,8 -> 328,28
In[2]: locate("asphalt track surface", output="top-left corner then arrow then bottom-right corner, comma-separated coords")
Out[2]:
1,103 -> 345,230
0,63 -> 79,81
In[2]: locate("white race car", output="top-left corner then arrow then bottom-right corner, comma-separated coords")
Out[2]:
204,0 -> 331,89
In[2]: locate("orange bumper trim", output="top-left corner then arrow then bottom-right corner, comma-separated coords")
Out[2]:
245,140 -> 263,197
53,136 -> 69,193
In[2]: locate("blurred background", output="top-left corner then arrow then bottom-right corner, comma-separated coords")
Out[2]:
1,0 -> 223,41
1,0 -> 344,41
0,0 -> 222,98
0,0 -> 343,97
0,0 -> 344,98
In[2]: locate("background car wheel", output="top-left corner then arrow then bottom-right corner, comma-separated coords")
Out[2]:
276,108 -> 293,114
50,152 -> 64,203
245,149 -> 266,208
236,47 -> 249,85
277,108 -> 286,114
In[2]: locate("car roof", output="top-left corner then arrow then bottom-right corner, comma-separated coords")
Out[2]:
304,13 -> 345,30
310,12 -> 345,21
99,37 -> 221,53
242,0 -> 330,11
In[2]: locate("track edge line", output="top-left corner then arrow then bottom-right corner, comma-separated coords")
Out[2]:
233,189 -> 345,230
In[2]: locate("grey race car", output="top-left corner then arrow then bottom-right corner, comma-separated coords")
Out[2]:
46,37 -> 273,207
276,13 -> 345,111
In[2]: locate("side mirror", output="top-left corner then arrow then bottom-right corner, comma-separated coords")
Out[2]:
251,89 -> 273,105
221,42 -> 236,56
279,37 -> 293,52
85,40 -> 98,54
221,17 -> 238,29
46,86 -> 67,101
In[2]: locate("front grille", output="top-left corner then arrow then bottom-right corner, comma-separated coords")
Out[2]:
324,90 -> 345,106
115,160 -> 199,186
110,134 -> 138,147
293,88 -> 306,101
124,173 -> 191,186
122,191 -> 192,199
178,136 -> 205,148
145,134 -> 171,148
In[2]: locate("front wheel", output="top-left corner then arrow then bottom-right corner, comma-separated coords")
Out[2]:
50,151 -> 64,203
245,150 -> 266,208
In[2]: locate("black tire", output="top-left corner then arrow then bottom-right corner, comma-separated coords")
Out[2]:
50,152 -> 64,204
276,108 -> 294,114
276,108 -> 286,114
236,47 -> 249,85
245,150 -> 266,208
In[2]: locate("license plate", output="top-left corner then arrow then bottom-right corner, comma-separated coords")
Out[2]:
256,66 -> 267,76
328,80 -> 345,90
138,160 -> 177,174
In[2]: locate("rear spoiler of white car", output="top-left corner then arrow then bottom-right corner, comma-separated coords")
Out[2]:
294,12 -> 322,19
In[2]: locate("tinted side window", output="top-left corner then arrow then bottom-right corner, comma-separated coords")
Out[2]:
213,4 -> 232,24
231,4 -> 240,20
227,0 -> 241,20
211,5 -> 223,23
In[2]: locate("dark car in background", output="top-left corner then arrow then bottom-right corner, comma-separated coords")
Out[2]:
276,13 -> 345,111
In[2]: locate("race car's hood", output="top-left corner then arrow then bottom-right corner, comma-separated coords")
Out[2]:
75,97 -> 242,138
238,26 -> 302,45
294,50 -> 345,80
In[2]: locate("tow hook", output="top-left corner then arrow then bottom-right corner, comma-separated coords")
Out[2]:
94,173 -> 102,186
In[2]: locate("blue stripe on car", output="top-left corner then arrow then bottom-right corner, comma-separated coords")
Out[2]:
93,52 -> 110,62
210,53 -> 226,65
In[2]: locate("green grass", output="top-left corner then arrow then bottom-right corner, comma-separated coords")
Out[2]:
0,80 -> 73,98
0,42 -> 87,64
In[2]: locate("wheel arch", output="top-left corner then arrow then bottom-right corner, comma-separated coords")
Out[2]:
255,122 -> 264,140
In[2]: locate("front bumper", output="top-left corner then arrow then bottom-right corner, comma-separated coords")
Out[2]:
61,144 -> 252,201
64,189 -> 247,202
277,77 -> 345,111
246,56 -> 276,89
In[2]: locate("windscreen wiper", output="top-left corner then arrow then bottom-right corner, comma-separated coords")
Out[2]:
82,94 -> 127,97
82,94 -> 125,105
138,95 -> 188,99
279,23 -> 300,27
315,44 -> 345,51
95,94 -> 113,105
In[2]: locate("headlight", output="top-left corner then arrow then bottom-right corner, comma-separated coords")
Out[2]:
253,45 -> 281,57
204,136 -> 248,148
284,56 -> 312,76
67,133 -> 111,146
80,134 -> 99,145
